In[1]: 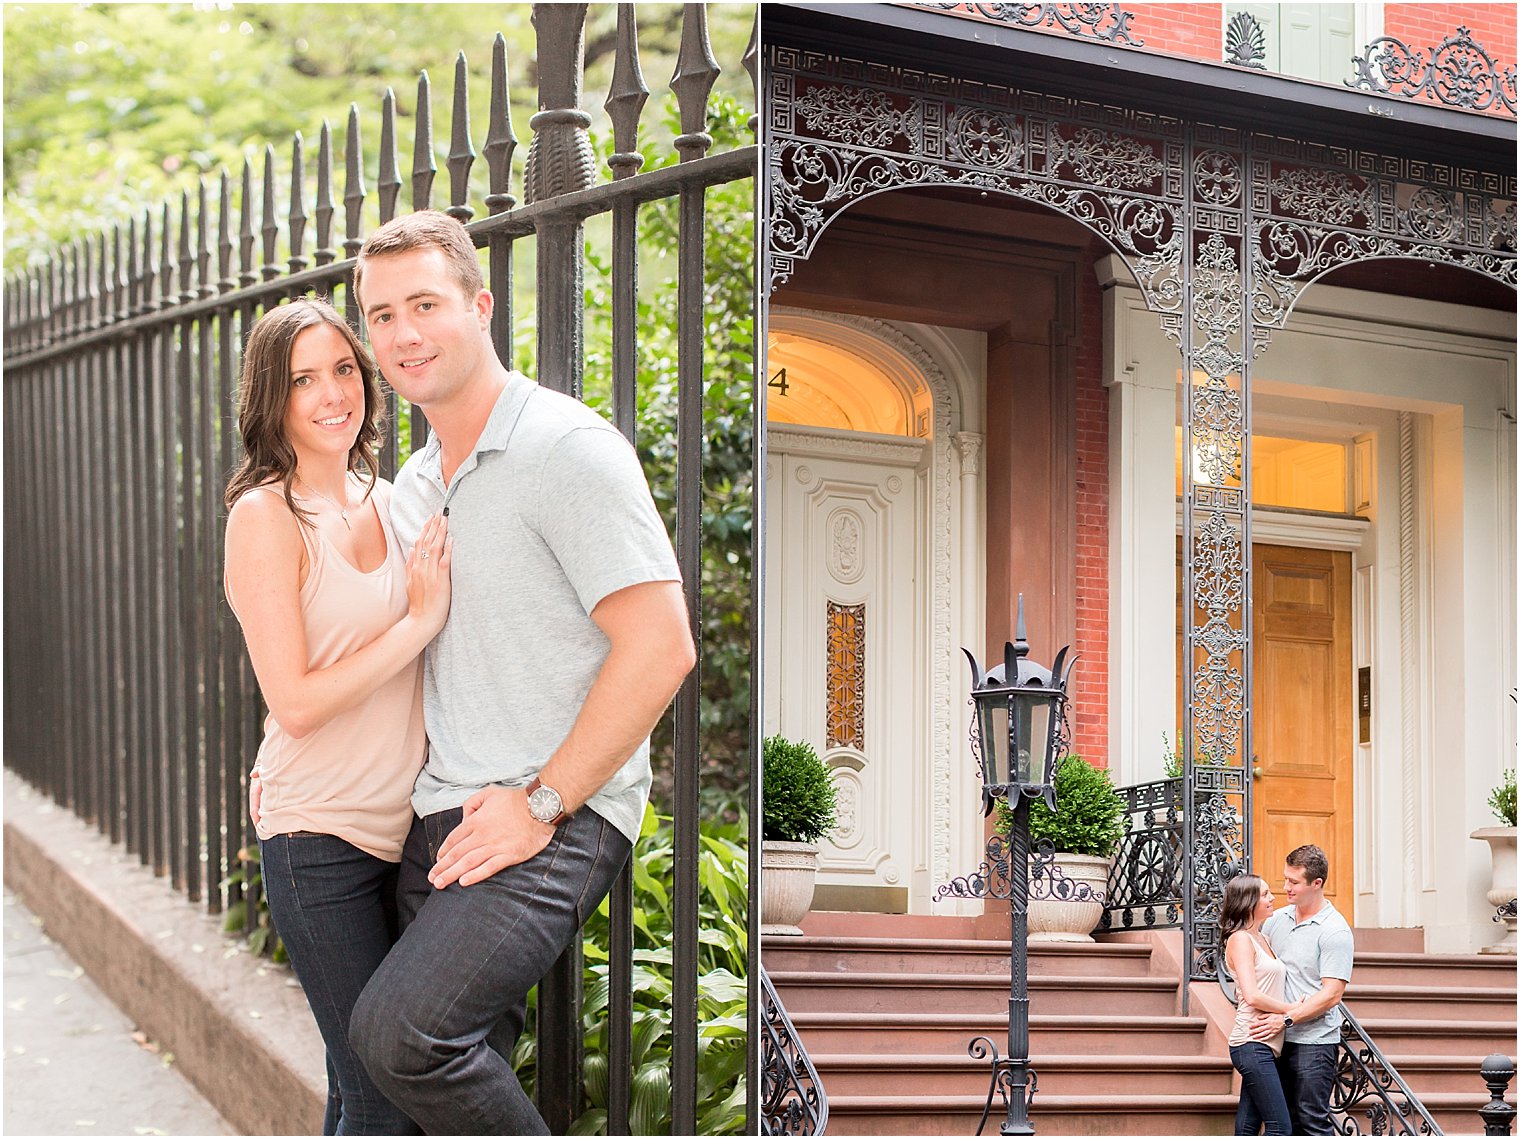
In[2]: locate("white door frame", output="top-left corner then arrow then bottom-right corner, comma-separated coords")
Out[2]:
765,309 -> 989,912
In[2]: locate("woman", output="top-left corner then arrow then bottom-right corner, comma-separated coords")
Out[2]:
1220,874 -> 1311,1136
224,297 -> 448,1135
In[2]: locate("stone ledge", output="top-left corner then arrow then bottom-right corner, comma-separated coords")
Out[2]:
3,769 -> 324,1136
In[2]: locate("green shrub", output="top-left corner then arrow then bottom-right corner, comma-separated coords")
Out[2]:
996,754 -> 1125,858
516,806 -> 749,1136
1490,768 -> 1517,827
761,736 -> 838,845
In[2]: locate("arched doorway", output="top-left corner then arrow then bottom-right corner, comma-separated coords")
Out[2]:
764,308 -> 981,913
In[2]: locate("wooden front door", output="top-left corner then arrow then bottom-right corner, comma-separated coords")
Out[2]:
1251,543 -> 1355,919
1178,541 -> 1356,918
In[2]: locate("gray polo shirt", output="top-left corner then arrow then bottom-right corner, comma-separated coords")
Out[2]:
1262,900 -> 1354,1044
390,371 -> 682,844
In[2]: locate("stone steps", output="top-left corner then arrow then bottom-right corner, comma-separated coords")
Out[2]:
766,914 -> 1515,1135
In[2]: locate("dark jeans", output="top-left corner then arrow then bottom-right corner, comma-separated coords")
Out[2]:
1230,1042 -> 1292,1135
1282,1041 -> 1340,1135
350,806 -> 631,1135
259,833 -> 419,1136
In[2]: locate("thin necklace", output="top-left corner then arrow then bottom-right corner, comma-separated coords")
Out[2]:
297,474 -> 351,529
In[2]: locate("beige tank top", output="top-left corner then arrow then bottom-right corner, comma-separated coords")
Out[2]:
1229,933 -> 1288,1055
231,480 -> 424,861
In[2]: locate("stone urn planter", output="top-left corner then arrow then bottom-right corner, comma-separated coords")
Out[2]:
1471,826 -> 1517,955
760,840 -> 820,936
761,735 -> 839,937
1028,851 -> 1113,943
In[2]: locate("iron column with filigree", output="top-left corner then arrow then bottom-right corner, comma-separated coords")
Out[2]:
937,597 -> 1077,1136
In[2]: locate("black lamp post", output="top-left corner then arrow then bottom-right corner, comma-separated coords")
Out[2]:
938,595 -> 1075,1137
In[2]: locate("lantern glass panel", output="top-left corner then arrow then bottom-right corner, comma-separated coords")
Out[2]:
1016,695 -> 1053,787
978,696 -> 1010,786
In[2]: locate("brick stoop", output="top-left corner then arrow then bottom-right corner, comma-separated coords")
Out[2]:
768,912 -> 1516,1136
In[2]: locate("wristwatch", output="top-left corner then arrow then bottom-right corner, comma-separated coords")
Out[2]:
525,777 -> 572,826
1282,1016 -> 1295,1028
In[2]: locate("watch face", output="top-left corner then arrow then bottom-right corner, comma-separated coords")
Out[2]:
528,785 -> 563,822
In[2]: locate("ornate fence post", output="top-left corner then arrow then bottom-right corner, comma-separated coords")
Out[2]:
524,6 -> 593,1127
1480,1055 -> 1517,1136
526,3 -> 594,399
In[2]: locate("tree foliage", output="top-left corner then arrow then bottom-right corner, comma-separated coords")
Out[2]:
4,3 -> 755,265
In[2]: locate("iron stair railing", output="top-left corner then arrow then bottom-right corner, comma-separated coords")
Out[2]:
760,968 -> 828,1136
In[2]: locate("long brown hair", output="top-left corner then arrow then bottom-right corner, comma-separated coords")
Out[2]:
224,297 -> 384,521
1218,873 -> 1269,945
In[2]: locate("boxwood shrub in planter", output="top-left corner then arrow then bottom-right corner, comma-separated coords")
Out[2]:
761,736 -> 838,934
996,754 -> 1124,941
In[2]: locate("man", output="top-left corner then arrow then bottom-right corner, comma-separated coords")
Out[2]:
1261,843 -> 1355,1135
346,210 -> 695,1134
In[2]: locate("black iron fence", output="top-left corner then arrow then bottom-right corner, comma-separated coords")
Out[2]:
3,5 -> 757,1133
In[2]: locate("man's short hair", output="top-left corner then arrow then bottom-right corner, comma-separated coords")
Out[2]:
353,210 -> 484,308
1285,843 -> 1329,886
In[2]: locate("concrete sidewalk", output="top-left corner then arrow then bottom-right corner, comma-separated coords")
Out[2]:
3,770 -> 325,1136
4,888 -> 234,1137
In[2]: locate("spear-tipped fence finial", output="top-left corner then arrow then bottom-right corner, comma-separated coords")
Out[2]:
447,51 -> 476,223
217,169 -> 236,292
238,157 -> 257,288
178,192 -> 196,303
125,214 -> 141,319
196,177 -> 213,298
344,104 -> 366,258
315,120 -> 336,266
605,4 -> 649,181
261,145 -> 280,281
160,199 -> 176,309
483,33 -> 519,215
670,4 -> 719,163
483,33 -> 519,216
412,70 -> 436,213
138,210 -> 157,316
379,87 -> 401,223
288,132 -> 308,275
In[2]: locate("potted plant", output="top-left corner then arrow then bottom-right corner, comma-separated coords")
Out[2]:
1472,768 -> 1516,955
998,754 -> 1124,942
761,735 -> 839,936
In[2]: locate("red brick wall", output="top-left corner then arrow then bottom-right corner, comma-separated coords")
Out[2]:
1127,4 -> 1224,61
1071,239 -> 1110,771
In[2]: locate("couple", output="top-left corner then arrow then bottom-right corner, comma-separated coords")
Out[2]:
1223,844 -> 1355,1136
223,210 -> 695,1134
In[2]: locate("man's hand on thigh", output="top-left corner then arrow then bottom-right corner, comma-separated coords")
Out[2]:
429,786 -> 555,889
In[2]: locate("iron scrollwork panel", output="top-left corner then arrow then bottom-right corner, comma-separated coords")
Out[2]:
1248,137 -> 1517,328
767,47 -> 1187,312
1100,778 -> 1184,931
1181,123 -> 1253,981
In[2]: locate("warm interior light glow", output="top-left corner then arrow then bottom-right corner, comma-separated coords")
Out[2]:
766,330 -> 929,437
1175,429 -> 1349,512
